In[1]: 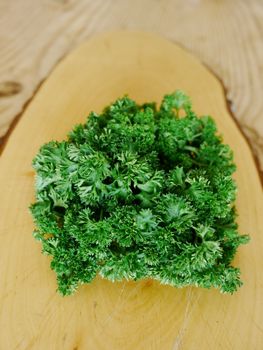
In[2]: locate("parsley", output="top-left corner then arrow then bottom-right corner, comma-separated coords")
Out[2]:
30,91 -> 249,296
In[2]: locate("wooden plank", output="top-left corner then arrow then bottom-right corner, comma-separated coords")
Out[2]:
0,31 -> 262,350
0,0 -> 263,174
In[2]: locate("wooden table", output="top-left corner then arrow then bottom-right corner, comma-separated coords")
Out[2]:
0,0 -> 263,179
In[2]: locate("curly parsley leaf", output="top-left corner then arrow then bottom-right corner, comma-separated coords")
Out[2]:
30,91 -> 249,295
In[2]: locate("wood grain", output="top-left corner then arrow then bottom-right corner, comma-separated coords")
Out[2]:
0,31 -> 262,350
0,0 -> 263,174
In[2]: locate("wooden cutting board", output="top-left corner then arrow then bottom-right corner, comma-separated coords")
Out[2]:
0,31 -> 262,350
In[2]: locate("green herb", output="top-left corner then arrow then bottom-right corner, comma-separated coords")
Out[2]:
30,91 -> 249,296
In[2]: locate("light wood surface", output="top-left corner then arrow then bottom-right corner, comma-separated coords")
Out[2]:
0,0 -> 263,175
0,31 -> 262,350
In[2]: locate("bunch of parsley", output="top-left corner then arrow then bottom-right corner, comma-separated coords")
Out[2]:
30,91 -> 249,296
